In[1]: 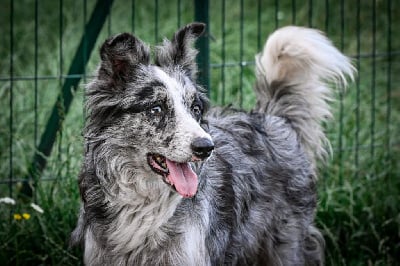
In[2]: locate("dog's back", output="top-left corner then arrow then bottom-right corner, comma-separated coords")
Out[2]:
198,26 -> 354,264
71,24 -> 354,265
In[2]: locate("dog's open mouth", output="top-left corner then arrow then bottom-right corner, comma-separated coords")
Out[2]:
147,153 -> 198,198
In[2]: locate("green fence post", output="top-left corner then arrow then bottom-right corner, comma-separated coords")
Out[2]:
194,0 -> 210,94
21,0 -> 114,198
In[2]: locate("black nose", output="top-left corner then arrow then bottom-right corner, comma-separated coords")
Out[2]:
191,138 -> 214,159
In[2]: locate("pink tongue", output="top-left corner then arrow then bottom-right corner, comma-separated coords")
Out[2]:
165,159 -> 198,198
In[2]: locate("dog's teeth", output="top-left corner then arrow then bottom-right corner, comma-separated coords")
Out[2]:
152,154 -> 167,170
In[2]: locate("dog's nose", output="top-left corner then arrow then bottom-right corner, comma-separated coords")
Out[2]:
191,138 -> 214,159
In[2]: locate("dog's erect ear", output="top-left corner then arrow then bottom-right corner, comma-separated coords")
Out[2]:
99,33 -> 150,81
155,22 -> 206,79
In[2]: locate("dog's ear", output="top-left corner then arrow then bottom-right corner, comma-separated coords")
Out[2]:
155,22 -> 206,80
99,33 -> 150,81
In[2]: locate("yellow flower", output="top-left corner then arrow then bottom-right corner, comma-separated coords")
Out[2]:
13,213 -> 22,220
22,213 -> 31,220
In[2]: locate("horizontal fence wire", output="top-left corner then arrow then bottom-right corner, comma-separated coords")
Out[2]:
1,50 -> 399,81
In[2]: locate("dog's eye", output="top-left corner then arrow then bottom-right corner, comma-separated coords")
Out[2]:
149,105 -> 163,116
192,105 -> 202,120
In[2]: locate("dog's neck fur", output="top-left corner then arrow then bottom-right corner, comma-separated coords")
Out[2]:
105,172 -> 181,251
91,170 -> 209,265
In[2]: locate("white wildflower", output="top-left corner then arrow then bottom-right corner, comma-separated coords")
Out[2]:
0,197 -> 16,205
30,203 -> 44,214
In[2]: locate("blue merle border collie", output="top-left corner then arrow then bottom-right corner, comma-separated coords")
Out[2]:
70,23 -> 355,265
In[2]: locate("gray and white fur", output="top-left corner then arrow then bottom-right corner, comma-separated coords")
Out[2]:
70,23 -> 355,265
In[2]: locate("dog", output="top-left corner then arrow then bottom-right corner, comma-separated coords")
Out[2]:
70,23 -> 354,265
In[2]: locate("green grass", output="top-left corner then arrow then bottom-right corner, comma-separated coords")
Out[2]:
1,0 -> 399,265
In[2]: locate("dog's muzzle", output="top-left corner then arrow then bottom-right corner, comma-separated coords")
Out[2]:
191,138 -> 214,159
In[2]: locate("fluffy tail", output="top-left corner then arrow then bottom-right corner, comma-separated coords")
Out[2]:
254,26 -> 355,167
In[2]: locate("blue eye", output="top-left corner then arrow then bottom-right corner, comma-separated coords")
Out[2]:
150,105 -> 163,115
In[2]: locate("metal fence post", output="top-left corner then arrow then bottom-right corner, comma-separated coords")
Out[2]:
194,0 -> 210,94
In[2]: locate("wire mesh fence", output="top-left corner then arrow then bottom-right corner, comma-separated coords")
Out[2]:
0,0 -> 399,264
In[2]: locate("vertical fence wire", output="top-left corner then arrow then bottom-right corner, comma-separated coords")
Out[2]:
108,6 -> 112,35
34,0 -> 38,150
385,0 -> 392,175
257,0 -> 262,51
370,0 -> 376,165
239,0 -> 244,108
274,0 -> 279,29
59,0 -> 63,80
177,0 -> 181,28
83,0 -> 88,84
355,0 -> 361,179
221,0 -> 226,105
58,0 -> 64,179
291,0 -> 296,25
308,0 -> 313,27
131,0 -> 135,33
34,0 -> 39,202
194,0 -> 209,92
324,0 -> 329,31
154,0 -> 159,43
338,0 -> 345,184
82,0 -> 88,123
8,0 -> 14,200
340,0 -> 344,50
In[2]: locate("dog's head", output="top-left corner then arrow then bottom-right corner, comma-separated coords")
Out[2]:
86,23 -> 213,198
